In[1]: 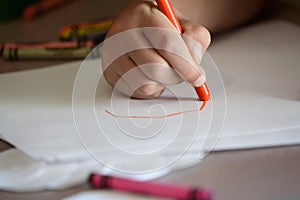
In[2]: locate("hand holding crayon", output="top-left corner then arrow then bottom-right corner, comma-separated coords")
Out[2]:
101,1 -> 211,101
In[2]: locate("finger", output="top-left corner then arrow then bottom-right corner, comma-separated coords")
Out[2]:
128,49 -> 183,85
180,20 -> 211,51
182,34 -> 204,65
113,75 -> 164,99
109,54 -> 137,76
103,66 -> 121,87
116,67 -> 165,99
142,28 -> 205,87
180,20 -> 211,64
181,35 -> 206,77
159,50 -> 206,87
107,54 -> 165,98
132,82 -> 165,99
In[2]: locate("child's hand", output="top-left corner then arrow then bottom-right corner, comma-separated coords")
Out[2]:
102,1 -> 210,99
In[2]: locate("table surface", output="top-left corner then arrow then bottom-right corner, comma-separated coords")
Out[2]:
1,1 -> 300,200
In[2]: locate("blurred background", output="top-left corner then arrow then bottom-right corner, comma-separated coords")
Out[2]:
0,0 -> 299,41
0,0 -> 128,42
0,0 -> 299,72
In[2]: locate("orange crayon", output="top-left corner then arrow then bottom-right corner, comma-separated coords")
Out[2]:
155,0 -> 211,110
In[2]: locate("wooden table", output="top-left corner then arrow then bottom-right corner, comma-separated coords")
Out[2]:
0,1 -> 300,199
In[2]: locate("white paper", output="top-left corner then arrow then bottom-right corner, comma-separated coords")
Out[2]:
0,20 -> 299,171
0,149 -> 178,192
207,20 -> 300,150
0,58 -> 207,171
0,62 -> 89,162
0,149 -> 100,192
63,191 -> 169,200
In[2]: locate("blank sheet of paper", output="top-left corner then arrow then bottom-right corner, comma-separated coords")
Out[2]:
208,20 -> 300,150
0,59 -> 210,173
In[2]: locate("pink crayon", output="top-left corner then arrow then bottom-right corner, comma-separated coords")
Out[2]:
89,173 -> 214,200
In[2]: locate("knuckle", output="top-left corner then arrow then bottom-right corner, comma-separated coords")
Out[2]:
129,1 -> 154,16
195,26 -> 211,49
135,83 -> 164,99
189,25 -> 211,50
179,66 -> 201,84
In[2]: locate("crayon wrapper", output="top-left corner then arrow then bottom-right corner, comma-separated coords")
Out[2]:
2,46 -> 94,60
4,40 -> 95,50
59,20 -> 112,40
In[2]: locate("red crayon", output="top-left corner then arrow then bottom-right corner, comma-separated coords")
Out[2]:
22,0 -> 75,20
155,0 -> 211,110
89,173 -> 213,200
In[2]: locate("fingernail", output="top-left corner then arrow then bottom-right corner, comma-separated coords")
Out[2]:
192,75 -> 206,87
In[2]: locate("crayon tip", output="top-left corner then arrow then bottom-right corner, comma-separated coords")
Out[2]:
88,173 -> 100,187
200,100 -> 207,111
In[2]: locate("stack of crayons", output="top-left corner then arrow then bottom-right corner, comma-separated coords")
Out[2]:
0,17 -> 112,61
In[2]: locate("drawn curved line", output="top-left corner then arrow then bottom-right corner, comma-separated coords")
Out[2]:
105,108 -> 201,119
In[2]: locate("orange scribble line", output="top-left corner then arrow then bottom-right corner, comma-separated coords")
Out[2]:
105,108 -> 201,119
